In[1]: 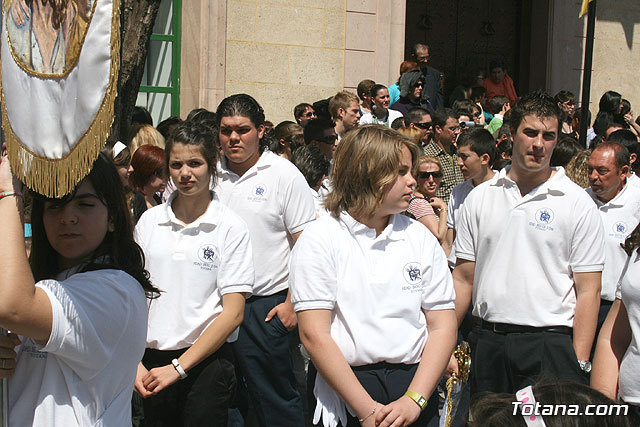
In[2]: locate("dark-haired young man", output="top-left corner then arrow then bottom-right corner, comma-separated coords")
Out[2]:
453,91 -> 604,394
294,103 -> 316,127
446,128 -> 497,269
214,94 -> 315,426
423,108 -> 464,202
404,107 -> 433,146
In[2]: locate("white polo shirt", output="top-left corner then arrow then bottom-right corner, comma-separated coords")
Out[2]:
629,172 -> 640,189
10,270 -> 147,426
215,150 -> 316,296
617,251 -> 640,404
455,167 -> 605,327
290,212 -> 455,366
586,183 -> 640,301
135,192 -> 254,350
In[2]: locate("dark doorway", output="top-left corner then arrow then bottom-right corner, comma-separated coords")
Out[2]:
405,0 -> 550,105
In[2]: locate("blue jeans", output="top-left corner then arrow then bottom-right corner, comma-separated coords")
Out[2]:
232,291 -> 304,426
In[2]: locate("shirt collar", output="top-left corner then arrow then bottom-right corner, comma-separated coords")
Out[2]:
161,190 -> 221,228
339,212 -> 405,242
218,150 -> 272,179
586,181 -> 630,208
493,166 -> 569,196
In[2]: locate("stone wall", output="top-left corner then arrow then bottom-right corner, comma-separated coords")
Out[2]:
224,0 -> 347,124
590,0 -> 640,117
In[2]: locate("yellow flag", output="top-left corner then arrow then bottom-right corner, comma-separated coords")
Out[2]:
579,0 -> 593,17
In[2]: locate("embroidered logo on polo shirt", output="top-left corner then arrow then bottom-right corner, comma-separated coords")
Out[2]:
248,184 -> 268,202
195,244 -> 218,271
529,208 -> 555,231
402,262 -> 423,293
536,208 -> 554,224
614,222 -> 627,234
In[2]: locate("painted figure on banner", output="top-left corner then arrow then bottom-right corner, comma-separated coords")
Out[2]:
5,0 -> 93,75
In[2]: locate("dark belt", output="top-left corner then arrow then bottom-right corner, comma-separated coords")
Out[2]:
476,319 -> 573,335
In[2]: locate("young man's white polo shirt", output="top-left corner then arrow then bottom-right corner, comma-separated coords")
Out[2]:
290,212 -> 455,366
586,182 -> 640,301
10,270 -> 147,426
135,192 -> 254,350
455,167 -> 605,327
215,150 -> 316,296
629,172 -> 640,189
616,251 -> 640,404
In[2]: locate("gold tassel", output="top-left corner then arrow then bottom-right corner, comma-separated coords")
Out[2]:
0,0 -> 121,198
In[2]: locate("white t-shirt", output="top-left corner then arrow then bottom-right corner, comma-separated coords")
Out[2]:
617,251 -> 640,404
135,192 -> 254,350
586,183 -> 640,301
455,167 -> 605,327
9,269 -> 147,427
359,110 -> 404,128
628,173 -> 640,189
446,172 -> 497,269
215,150 -> 316,296
290,212 -> 455,366
447,179 -> 475,270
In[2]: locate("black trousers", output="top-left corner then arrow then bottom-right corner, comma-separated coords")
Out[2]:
469,326 -> 587,395
310,362 -> 438,427
141,344 -> 236,427
232,291 -> 304,427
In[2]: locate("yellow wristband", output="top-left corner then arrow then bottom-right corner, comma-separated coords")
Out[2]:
404,390 -> 428,411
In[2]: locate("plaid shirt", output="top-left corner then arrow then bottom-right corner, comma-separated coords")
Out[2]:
422,141 -> 464,203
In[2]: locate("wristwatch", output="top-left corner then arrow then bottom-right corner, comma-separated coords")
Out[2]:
404,390 -> 428,411
578,360 -> 592,373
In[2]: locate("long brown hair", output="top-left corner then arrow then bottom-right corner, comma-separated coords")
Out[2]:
29,154 -> 159,299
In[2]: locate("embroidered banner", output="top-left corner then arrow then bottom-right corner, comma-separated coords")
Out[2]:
1,0 -> 120,197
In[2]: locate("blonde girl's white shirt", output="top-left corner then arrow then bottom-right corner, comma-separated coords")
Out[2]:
290,212 -> 455,366
9,269 -> 148,427
617,250 -> 640,404
135,192 -> 254,350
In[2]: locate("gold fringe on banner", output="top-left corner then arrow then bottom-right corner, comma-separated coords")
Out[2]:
0,0 -> 121,198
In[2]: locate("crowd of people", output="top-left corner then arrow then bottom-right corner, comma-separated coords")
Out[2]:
1,41 -> 640,427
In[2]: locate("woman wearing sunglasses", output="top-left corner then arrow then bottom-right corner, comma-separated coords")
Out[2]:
407,155 -> 449,252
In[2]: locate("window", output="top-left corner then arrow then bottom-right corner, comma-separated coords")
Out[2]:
136,0 -> 181,125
